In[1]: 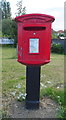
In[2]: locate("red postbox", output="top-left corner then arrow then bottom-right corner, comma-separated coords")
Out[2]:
15,13 -> 55,66
15,14 -> 55,109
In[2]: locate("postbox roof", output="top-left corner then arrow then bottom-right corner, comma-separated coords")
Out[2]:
15,13 -> 55,23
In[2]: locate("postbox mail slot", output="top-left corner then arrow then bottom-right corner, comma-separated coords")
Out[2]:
24,26 -> 46,31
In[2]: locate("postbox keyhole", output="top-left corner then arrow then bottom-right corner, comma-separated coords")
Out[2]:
33,33 -> 36,35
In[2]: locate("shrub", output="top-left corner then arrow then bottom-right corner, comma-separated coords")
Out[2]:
51,43 -> 64,54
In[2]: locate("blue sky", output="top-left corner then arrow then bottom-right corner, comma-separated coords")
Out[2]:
6,0 -> 65,31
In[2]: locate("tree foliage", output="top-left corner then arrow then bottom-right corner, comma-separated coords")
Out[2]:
22,7 -> 26,15
1,0 -> 11,19
2,0 -> 26,47
16,0 -> 26,16
2,19 -> 17,46
6,2 -> 11,18
16,0 -> 22,16
51,43 -> 64,54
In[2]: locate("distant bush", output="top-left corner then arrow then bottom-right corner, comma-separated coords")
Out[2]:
51,43 -> 64,54
1,44 -> 14,47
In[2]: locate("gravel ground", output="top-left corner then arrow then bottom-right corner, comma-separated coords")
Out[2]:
7,97 -> 59,119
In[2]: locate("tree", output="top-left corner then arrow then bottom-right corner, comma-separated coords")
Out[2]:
52,29 -> 58,39
2,0 -> 7,19
16,0 -> 26,16
2,19 -> 17,46
1,0 -> 11,19
16,0 -> 22,16
22,7 -> 26,15
6,2 -> 11,18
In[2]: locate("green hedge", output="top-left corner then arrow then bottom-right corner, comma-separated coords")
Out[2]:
51,43 -> 64,54
0,44 -> 14,47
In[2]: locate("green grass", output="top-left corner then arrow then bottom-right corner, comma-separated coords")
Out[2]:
2,47 -> 65,118
40,87 -> 64,105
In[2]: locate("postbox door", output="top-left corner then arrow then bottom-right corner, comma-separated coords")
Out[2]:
22,23 -> 51,63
